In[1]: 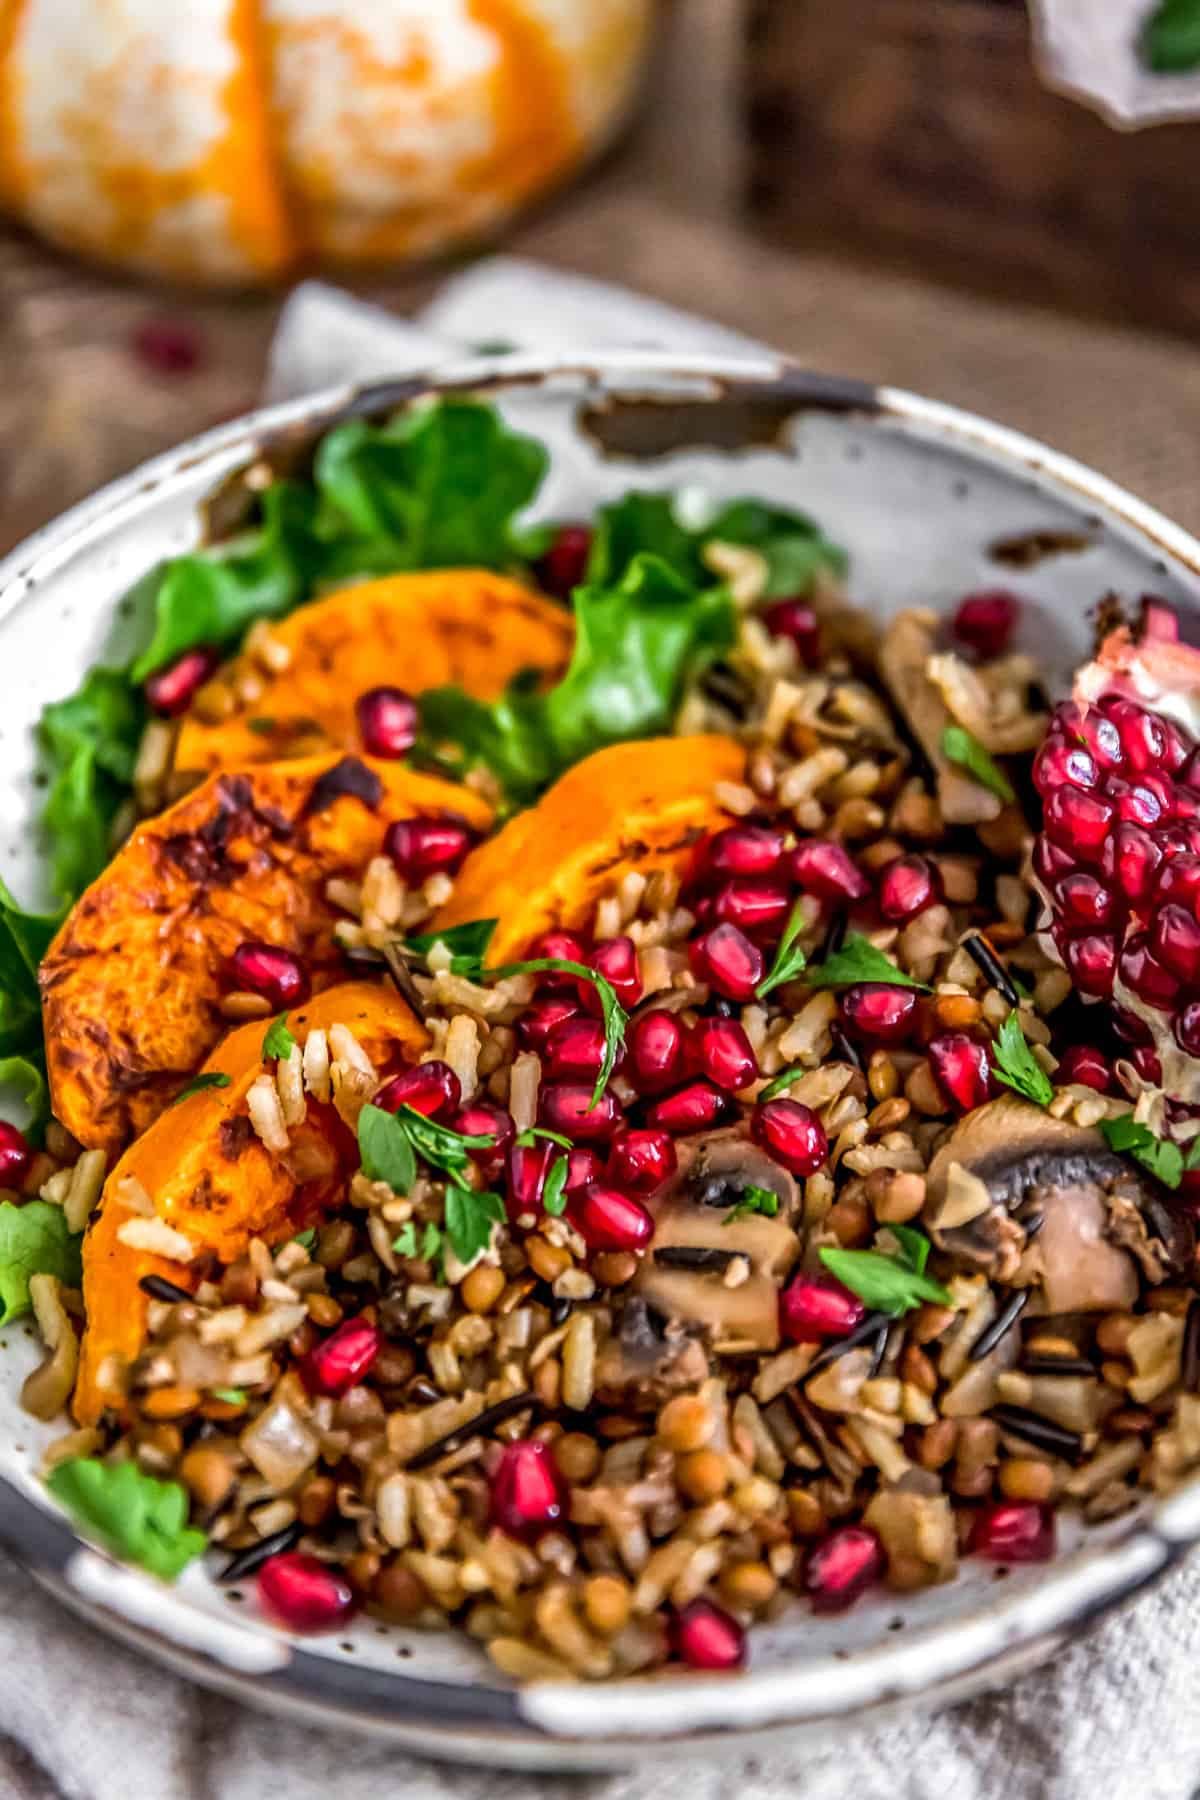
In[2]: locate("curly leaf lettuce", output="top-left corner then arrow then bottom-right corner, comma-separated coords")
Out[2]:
0,1200 -> 82,1323
47,1458 -> 206,1581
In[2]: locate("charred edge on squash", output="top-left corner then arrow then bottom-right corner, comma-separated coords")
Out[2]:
299,757 -> 383,817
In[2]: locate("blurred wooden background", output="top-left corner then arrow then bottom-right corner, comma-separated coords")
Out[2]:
1,0 -> 1198,558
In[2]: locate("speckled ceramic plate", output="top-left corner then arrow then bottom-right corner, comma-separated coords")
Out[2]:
2,354 -> 1199,1768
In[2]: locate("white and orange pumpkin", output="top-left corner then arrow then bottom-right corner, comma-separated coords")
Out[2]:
0,0 -> 652,283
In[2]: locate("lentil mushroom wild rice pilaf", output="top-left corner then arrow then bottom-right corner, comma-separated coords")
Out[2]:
8,396 -> 1200,1679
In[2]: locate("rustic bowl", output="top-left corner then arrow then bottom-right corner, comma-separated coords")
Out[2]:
1,353 -> 1198,1768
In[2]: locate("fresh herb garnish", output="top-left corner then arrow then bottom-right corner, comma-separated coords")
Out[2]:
756,896 -> 810,999
396,1104 -> 496,1179
393,1220 -> 444,1261
515,1127 -> 573,1150
0,1201 -> 82,1324
46,1458 -> 206,1581
758,1066 -> 806,1102
1142,0 -> 1200,72
402,918 -> 498,977
805,931 -> 930,992
292,1227 -> 317,1250
941,726 -> 1015,805
1099,1114 -> 1184,1189
542,1156 -> 570,1218
820,1226 -> 951,1316
992,1012 -> 1054,1108
723,1184 -> 780,1225
210,1387 -> 246,1407
357,1103 -> 417,1194
262,1014 -> 297,1061
419,554 -> 737,806
443,1186 -> 506,1266
169,1071 -> 232,1107
488,959 -> 627,1107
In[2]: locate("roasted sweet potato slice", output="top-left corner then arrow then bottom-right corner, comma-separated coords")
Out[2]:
433,736 -> 746,962
74,982 -> 424,1425
173,571 -> 573,779
41,753 -> 490,1152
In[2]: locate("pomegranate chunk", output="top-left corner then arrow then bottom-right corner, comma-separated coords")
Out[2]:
671,1599 -> 746,1670
789,838 -> 870,903
927,1033 -> 991,1111
878,855 -> 937,923
690,923 -> 764,1002
518,995 -> 581,1051
703,823 -> 785,878
1060,932 -> 1118,998
1101,825 -> 1159,906
354,686 -> 417,758
952,590 -> 1018,660
779,1275 -> 865,1343
1157,854 -> 1200,908
607,1129 -> 677,1193
645,1080 -> 732,1135
573,1183 -> 654,1252
539,1083 -> 623,1143
1032,737 -> 1099,799
585,936 -> 642,1010
1055,1045 -> 1112,1092
506,1139 -> 556,1217
374,1060 -> 461,1120
752,1098 -> 828,1175
626,1008 -> 685,1093
489,1440 -> 568,1539
805,1526 -> 885,1614
1151,904 -> 1200,984
564,1146 -> 603,1193
301,1316 -> 381,1397
1042,786 -> 1115,863
384,814 -> 473,880
228,942 -> 309,1009
543,1016 -> 609,1081
763,599 -> 820,664
1118,933 -> 1180,1009
530,930 -> 588,975
688,1016 -> 758,1091
968,1502 -> 1055,1563
713,878 -> 792,936
840,983 -> 918,1043
258,1553 -> 357,1633
0,1121 -> 31,1187
450,1102 -> 513,1176
1055,872 -> 1116,930
536,525 -> 592,601
144,645 -> 220,717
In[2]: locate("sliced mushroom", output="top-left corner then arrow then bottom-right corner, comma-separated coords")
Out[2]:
593,1297 -> 710,1409
923,1096 -> 1193,1313
879,609 -> 1003,824
632,1127 -> 801,1354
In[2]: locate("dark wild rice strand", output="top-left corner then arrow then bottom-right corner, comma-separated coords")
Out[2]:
963,933 -> 1021,1007
969,1287 -> 1030,1362
991,1404 -> 1083,1463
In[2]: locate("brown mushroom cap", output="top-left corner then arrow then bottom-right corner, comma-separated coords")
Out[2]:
923,1096 -> 1192,1313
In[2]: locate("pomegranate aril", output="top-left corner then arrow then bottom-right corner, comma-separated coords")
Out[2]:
704,823 -> 785,878
0,1121 -> 31,1186
1055,1044 -> 1112,1092
607,1128 -> 677,1193
789,838 -> 870,903
672,1599 -> 746,1671
1151,904 -> 1200,984
690,923 -> 764,1002
228,942 -> 309,1009
713,878 -> 792,935
779,1275 -> 865,1344
645,1080 -> 732,1135
258,1553 -> 357,1633
752,1098 -> 828,1175
1105,698 -> 1169,774
574,1182 -> 654,1252
518,996 -> 581,1052
1055,871 -> 1117,930
489,1440 -> 567,1538
1042,787 -> 1114,863
1103,823 -> 1161,906
530,930 -> 588,977
585,936 -> 642,1010
451,1103 -> 513,1175
969,1502 -> 1055,1563
763,599 -> 820,664
840,983 -> 918,1043
564,1146 -> 603,1192
1131,1044 -> 1163,1084
354,686 -> 417,758
300,1316 -> 381,1397
689,1017 -> 758,1091
1105,776 -> 1164,829
544,1017 -> 609,1080
1110,1002 -> 1152,1046
1056,702 -> 1123,771
540,1083 -> 623,1143
878,854 -> 937,922
928,1033 -> 992,1111
626,1008 -> 685,1093
952,590 -> 1018,659
384,814 -> 473,880
144,645 -> 220,717
1061,932 -> 1117,998
805,1526 -> 885,1614
374,1060 -> 461,1119
536,525 -> 592,601
506,1140 -> 556,1217
1118,933 -> 1180,1008
1176,1003 -> 1200,1057
132,315 -> 206,376
1032,737 -> 1098,799
1033,836 -> 1076,886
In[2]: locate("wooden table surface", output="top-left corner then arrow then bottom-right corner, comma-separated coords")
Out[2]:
1,0 -> 1198,560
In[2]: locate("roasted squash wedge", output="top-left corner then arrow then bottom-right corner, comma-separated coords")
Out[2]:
41,753 -> 489,1153
173,571 -> 574,780
432,736 -> 746,963
74,982 -> 424,1425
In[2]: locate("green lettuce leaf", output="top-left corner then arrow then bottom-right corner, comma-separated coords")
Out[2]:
587,492 -> 846,596
46,1458 -> 206,1581
39,668 -> 145,898
0,1200 -> 82,1323
1142,0 -> 1200,72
